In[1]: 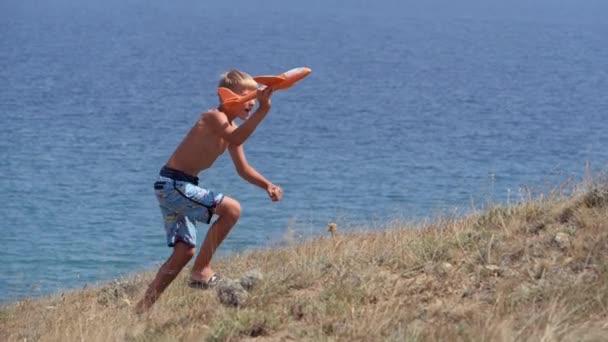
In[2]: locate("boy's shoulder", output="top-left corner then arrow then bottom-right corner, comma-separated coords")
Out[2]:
198,109 -> 237,132
198,108 -> 226,124
200,108 -> 228,119
201,108 -> 225,118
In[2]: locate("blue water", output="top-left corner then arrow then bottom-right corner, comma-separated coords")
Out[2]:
1,0 -> 607,303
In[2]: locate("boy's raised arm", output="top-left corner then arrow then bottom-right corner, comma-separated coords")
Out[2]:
204,87 -> 274,146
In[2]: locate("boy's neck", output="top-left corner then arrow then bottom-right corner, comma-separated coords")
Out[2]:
218,105 -> 236,123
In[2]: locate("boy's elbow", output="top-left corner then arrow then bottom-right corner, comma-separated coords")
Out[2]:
237,167 -> 250,179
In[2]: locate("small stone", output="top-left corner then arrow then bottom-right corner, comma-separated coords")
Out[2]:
483,264 -> 502,277
239,269 -> 264,291
554,233 -> 571,249
423,262 -> 435,274
344,273 -> 362,288
216,279 -> 249,307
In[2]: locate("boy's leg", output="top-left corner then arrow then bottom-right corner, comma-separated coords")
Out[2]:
191,196 -> 241,282
135,242 -> 195,313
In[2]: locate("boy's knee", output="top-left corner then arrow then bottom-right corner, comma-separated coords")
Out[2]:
227,198 -> 242,220
175,242 -> 196,259
184,247 -> 196,259
217,197 -> 241,221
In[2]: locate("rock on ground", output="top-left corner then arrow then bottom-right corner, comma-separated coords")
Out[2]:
216,279 -> 249,307
239,269 -> 264,291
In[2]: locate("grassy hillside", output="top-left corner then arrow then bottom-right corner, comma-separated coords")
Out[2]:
2,181 -> 608,341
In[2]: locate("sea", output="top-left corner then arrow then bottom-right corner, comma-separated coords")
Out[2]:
1,0 -> 607,303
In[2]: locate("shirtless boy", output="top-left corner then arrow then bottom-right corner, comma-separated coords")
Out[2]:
135,70 -> 282,313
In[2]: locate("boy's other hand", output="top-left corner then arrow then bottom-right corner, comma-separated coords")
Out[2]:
267,184 -> 283,201
257,87 -> 274,109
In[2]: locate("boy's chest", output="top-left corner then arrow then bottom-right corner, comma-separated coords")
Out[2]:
203,135 -> 228,155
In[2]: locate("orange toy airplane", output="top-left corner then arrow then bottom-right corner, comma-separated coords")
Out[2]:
218,67 -> 311,108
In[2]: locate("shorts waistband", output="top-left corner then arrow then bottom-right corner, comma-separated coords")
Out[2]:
159,166 -> 199,185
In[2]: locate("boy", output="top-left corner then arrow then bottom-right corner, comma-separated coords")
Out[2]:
135,70 -> 282,313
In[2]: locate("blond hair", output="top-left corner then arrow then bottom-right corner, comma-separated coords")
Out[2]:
218,69 -> 258,92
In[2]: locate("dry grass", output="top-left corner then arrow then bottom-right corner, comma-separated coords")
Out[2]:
3,182 -> 608,341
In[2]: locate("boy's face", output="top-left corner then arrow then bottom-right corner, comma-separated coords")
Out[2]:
231,88 -> 256,121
